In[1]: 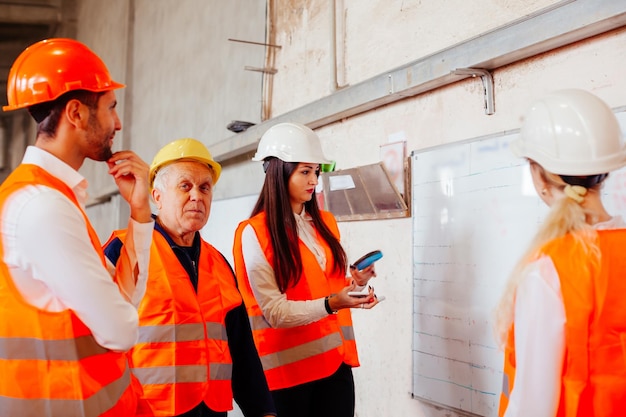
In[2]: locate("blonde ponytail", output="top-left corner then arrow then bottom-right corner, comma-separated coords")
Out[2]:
494,166 -> 600,347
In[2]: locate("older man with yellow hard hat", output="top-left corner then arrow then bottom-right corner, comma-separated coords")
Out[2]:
104,138 -> 276,417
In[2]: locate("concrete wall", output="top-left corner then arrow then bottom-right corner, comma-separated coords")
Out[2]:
268,0 -> 562,116
81,0 -> 267,236
311,30 -> 626,417
75,1 -> 626,416
77,0 -> 132,237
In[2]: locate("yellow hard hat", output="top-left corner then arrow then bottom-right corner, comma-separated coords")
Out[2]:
150,138 -> 222,187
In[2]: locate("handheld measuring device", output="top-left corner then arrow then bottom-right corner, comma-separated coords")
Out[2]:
348,250 -> 383,298
350,250 -> 383,271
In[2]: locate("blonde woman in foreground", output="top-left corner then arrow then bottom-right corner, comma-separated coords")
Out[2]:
495,89 -> 626,417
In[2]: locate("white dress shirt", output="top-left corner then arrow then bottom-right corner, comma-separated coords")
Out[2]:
241,208 -> 357,328
1,146 -> 153,352
505,216 -> 626,417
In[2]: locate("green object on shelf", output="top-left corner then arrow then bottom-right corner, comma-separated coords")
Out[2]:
321,161 -> 336,172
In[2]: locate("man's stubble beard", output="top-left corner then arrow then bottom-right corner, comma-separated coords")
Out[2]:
86,111 -> 113,162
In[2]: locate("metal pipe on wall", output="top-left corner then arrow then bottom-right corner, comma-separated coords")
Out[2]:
330,0 -> 347,92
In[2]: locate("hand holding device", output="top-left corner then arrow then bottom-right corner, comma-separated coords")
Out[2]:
348,250 -> 383,302
347,285 -> 386,307
347,287 -> 370,298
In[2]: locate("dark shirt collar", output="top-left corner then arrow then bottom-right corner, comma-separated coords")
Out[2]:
153,214 -> 202,291
153,214 -> 201,252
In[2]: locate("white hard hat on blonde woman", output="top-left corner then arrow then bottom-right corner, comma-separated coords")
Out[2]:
511,89 -> 626,176
253,122 -> 332,164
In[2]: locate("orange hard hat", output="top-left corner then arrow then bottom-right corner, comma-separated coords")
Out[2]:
3,38 -> 124,112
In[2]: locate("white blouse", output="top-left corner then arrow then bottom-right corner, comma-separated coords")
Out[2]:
240,208 -> 361,328
1,146 -> 153,352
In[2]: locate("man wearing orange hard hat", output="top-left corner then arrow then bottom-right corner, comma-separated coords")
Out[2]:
0,38 -> 154,416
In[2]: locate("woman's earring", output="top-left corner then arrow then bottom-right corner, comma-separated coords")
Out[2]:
541,188 -> 547,196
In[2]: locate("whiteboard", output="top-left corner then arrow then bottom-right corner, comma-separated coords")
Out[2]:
410,112 -> 626,416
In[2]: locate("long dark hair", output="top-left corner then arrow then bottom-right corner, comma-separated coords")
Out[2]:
251,157 -> 347,292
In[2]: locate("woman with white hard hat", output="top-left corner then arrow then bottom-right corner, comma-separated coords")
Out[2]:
232,122 -> 380,417
495,89 -> 626,416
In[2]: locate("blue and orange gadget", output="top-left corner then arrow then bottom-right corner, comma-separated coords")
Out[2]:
351,250 -> 383,271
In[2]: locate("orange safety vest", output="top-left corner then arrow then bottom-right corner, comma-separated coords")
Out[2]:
499,230 -> 626,417
233,211 -> 360,391
0,164 -> 137,416
107,229 -> 243,416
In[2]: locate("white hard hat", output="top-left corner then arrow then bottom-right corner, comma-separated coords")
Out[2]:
252,122 -> 332,164
511,89 -> 626,175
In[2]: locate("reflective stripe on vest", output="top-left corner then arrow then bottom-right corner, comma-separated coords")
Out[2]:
249,315 -> 354,342
137,322 -> 227,344
132,362 -> 233,385
0,164 -> 135,416
137,322 -> 206,343
501,371 -> 510,400
206,321 -> 228,340
247,316 -> 354,370
261,331 -> 343,370
132,364 -> 207,384
0,334 -> 108,359
134,321 -> 231,383
341,325 -> 355,341
0,366 -> 132,417
498,322 -> 515,417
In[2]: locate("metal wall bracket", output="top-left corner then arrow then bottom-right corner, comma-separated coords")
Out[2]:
244,66 -> 278,74
228,39 -> 281,75
452,68 -> 495,115
228,38 -> 282,49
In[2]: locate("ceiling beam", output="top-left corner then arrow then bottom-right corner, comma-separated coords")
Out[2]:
0,3 -> 61,25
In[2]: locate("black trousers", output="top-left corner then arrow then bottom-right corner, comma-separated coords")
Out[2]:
271,363 -> 355,417
176,402 -> 226,417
